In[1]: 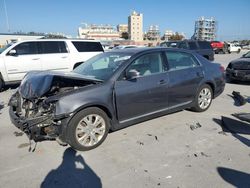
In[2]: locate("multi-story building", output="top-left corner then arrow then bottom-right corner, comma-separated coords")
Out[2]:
78,23 -> 120,41
128,11 -> 143,41
146,25 -> 160,41
117,24 -> 128,34
193,17 -> 217,41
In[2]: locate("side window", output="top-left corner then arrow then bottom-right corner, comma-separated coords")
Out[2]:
40,41 -> 68,54
198,41 -> 212,49
11,42 -> 38,55
178,42 -> 188,49
72,42 -> 103,52
127,53 -> 164,76
188,42 -> 198,50
165,51 -> 199,71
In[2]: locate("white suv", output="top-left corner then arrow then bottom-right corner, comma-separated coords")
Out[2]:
0,39 -> 103,90
228,43 -> 241,53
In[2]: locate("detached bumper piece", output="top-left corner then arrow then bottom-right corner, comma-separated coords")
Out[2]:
9,94 -> 59,142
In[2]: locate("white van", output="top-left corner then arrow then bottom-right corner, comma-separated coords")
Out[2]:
0,39 -> 104,90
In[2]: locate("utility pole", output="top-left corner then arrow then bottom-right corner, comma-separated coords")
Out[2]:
3,0 -> 10,32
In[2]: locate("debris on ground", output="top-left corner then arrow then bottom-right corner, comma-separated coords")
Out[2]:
166,176 -> 172,179
186,164 -> 192,167
218,131 -> 228,136
157,183 -> 161,186
232,113 -> 250,123
232,91 -> 248,106
13,131 -> 24,137
147,133 -> 159,141
194,153 -> 198,157
137,141 -> 144,145
188,122 -> 202,130
155,135 -> 158,141
201,152 -> 211,157
18,143 -> 30,148
144,169 -> 148,172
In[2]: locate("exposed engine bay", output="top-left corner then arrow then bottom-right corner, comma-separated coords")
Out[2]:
9,71 -> 101,143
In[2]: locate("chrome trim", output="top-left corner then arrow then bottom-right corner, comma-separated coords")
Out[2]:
119,101 -> 192,124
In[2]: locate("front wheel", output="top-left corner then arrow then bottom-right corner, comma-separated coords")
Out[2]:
237,49 -> 241,54
0,79 -> 4,91
192,84 -> 213,112
67,107 -> 110,151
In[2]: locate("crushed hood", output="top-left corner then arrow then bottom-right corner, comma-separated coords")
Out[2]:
19,71 -> 101,99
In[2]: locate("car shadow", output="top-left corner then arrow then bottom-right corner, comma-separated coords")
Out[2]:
41,148 -> 102,188
217,167 -> 250,187
226,80 -> 250,85
213,116 -> 250,147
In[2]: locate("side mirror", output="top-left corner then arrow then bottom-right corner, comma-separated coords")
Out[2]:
126,69 -> 140,80
8,49 -> 17,56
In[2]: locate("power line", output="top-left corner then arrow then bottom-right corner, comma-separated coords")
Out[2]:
3,0 -> 10,32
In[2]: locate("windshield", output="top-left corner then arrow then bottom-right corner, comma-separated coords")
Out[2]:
244,52 -> 250,58
0,44 -> 13,54
73,52 -> 132,81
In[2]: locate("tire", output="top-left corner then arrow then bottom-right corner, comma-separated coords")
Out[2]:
67,107 -> 110,151
0,78 -> 4,91
192,84 -> 213,112
237,49 -> 241,54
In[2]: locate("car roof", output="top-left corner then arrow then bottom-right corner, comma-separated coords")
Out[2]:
14,39 -> 101,43
106,47 -> 196,55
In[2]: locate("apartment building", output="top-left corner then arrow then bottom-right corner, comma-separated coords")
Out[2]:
128,11 -> 143,41
193,17 -> 217,41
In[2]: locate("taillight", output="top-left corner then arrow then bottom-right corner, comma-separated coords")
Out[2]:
220,65 -> 225,72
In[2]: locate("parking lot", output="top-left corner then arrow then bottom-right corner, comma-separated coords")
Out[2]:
0,51 -> 250,188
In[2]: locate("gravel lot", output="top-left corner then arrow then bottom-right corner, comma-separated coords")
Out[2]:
0,51 -> 250,188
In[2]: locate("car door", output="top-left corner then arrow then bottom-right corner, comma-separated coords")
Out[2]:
4,42 -> 42,81
114,52 -> 169,123
39,41 -> 71,72
165,51 -> 204,108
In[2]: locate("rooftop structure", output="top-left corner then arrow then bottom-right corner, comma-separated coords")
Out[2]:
78,23 -> 120,41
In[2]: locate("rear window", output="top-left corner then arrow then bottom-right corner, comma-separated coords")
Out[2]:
188,42 -> 198,50
40,41 -> 68,54
198,41 -> 212,49
72,41 -> 103,52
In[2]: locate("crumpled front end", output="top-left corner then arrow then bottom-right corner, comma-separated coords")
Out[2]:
8,71 -> 101,144
9,90 -> 66,142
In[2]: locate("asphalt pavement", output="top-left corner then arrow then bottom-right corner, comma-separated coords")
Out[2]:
0,51 -> 250,188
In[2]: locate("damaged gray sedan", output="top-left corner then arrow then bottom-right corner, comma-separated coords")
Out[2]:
9,48 -> 225,151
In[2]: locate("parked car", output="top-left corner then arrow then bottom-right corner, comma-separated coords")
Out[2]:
227,43 -> 241,53
210,41 -> 229,54
112,45 -> 139,50
0,39 -> 104,90
160,40 -> 214,61
226,51 -> 250,82
9,47 -> 225,151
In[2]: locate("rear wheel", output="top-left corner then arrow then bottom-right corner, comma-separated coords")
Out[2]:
67,107 -> 110,151
192,84 -> 213,112
237,49 -> 241,54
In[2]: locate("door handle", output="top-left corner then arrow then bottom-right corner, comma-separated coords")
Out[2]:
32,58 -> 40,60
196,72 -> 204,78
61,56 -> 68,59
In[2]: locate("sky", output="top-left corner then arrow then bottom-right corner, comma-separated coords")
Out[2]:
0,0 -> 249,40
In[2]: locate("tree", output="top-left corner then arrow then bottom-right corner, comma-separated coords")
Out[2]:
121,32 -> 129,40
169,32 -> 184,41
